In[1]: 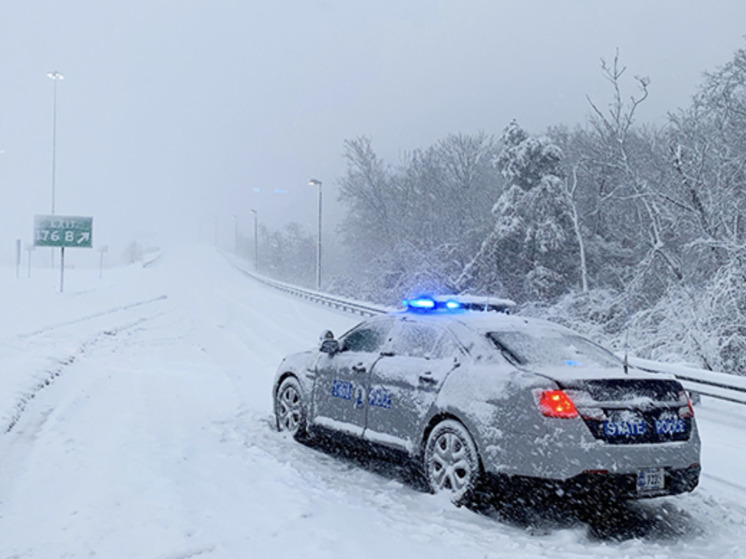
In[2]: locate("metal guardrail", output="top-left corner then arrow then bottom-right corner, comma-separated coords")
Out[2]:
231,256 -> 746,406
630,357 -> 746,406
234,265 -> 391,317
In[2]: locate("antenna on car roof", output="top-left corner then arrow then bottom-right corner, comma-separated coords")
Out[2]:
623,293 -> 630,375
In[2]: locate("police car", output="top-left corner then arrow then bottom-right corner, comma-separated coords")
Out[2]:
272,295 -> 701,505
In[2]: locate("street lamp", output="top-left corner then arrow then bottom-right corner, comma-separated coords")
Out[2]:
47,71 -> 64,269
249,208 -> 258,272
47,71 -> 64,215
308,179 -> 322,290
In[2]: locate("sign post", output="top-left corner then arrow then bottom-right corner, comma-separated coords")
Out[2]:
60,246 -> 65,292
34,215 -> 93,292
98,245 -> 108,279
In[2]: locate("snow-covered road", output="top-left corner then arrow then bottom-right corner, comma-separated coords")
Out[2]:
0,245 -> 744,558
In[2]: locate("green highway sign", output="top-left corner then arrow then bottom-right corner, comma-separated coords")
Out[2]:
34,215 -> 93,248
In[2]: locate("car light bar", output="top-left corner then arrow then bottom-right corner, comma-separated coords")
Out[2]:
402,295 -> 515,314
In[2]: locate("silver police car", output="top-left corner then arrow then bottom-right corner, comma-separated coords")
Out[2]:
272,296 -> 700,504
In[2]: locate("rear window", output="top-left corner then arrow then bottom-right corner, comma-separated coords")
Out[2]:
486,330 -> 621,369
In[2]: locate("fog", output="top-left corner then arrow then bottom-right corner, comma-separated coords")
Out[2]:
1,0 -> 745,267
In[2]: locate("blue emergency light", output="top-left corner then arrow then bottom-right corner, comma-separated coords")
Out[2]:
402,296 -> 464,312
403,295 -> 515,314
403,296 -> 437,310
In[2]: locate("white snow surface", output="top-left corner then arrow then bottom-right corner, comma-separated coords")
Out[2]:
1,244 -> 745,558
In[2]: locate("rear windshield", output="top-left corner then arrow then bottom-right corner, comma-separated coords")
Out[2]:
486,330 -> 622,369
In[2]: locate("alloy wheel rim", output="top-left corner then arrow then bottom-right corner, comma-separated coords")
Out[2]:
430,432 -> 473,494
278,384 -> 301,432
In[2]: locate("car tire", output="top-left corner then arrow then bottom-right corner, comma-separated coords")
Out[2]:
275,376 -> 307,440
423,419 -> 481,505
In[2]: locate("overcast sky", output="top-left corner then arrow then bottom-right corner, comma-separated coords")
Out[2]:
1,0 -> 745,266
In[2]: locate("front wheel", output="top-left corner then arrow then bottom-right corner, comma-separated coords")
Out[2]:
274,376 -> 306,440
423,419 -> 481,505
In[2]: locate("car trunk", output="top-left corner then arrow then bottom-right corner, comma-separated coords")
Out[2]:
557,377 -> 694,445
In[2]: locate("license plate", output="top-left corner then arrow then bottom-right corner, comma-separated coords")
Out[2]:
637,468 -> 666,493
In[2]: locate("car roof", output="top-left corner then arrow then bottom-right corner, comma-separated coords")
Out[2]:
388,308 -> 575,337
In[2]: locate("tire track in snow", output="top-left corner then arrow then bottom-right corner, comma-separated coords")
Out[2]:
701,472 -> 746,514
5,312 -> 163,434
15,295 -> 168,339
157,545 -> 217,559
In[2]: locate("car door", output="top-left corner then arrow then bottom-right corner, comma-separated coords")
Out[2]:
311,316 -> 394,437
364,319 -> 463,453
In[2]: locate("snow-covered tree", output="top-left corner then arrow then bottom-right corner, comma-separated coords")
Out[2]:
259,223 -> 316,287
337,134 -> 501,304
459,121 -> 576,300
338,137 -> 398,262
668,43 -> 746,278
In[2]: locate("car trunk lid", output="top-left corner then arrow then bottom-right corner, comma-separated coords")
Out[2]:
557,377 -> 694,444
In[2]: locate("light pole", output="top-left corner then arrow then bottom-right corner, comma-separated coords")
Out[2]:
308,179 -> 322,290
47,71 -> 64,215
47,71 -> 63,269
249,208 -> 258,272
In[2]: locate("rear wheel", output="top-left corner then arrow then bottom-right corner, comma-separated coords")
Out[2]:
275,376 -> 306,440
423,419 -> 480,505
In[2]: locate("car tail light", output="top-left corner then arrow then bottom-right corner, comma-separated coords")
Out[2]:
538,390 -> 579,419
679,391 -> 694,419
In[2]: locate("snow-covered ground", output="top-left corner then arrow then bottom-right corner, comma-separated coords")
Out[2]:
0,244 -> 744,558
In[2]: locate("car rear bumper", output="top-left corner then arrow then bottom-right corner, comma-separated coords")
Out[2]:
481,415 -> 702,482
484,463 -> 701,502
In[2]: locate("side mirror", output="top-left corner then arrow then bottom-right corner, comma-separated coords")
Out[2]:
319,330 -> 338,354
319,338 -> 340,354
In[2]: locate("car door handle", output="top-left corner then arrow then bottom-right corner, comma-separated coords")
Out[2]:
419,374 -> 437,385
352,363 -> 367,374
